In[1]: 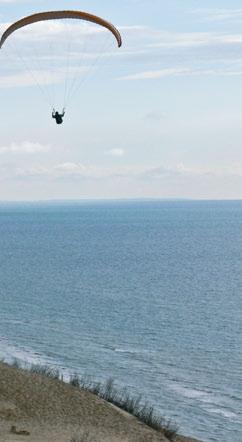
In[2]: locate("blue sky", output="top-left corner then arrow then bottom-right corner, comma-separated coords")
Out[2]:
1,0 -> 242,200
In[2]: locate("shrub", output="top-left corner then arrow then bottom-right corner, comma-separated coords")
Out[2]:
29,364 -> 60,380
73,376 -> 178,440
70,374 -> 80,388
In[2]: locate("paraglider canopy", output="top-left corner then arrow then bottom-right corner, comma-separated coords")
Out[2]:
0,10 -> 122,49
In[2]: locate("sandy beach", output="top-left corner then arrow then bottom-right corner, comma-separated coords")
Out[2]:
0,362 -> 201,442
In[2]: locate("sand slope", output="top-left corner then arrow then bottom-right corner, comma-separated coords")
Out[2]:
0,362 -> 201,442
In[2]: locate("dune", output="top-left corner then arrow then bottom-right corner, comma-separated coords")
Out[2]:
0,362 -> 201,442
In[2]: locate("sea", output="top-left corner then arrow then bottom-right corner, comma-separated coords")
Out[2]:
0,200 -> 241,442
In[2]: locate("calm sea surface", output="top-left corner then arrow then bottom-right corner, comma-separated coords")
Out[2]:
0,200 -> 241,442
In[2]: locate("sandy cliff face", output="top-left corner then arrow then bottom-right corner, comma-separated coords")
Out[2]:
0,362 -> 201,442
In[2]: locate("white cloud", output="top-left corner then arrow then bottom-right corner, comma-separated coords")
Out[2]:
6,161 -> 242,182
0,65 -> 88,88
53,163 -> 111,179
192,8 -> 242,22
120,67 -> 191,80
119,65 -> 242,81
114,27 -> 242,79
3,18 -> 242,87
106,148 -> 125,157
0,71 -> 49,88
0,141 -> 49,155
147,31 -> 242,49
138,163 -> 242,180
15,166 -> 49,177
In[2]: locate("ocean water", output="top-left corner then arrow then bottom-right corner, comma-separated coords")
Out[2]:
0,200 -> 241,442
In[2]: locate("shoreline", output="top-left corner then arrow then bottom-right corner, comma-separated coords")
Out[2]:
0,361 -> 202,442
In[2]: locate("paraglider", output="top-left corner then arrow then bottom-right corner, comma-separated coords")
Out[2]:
52,108 -> 65,125
0,10 -> 122,124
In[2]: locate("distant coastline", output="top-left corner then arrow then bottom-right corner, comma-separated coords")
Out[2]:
0,197 -> 242,204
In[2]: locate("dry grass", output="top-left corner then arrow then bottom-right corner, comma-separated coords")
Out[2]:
0,360 -> 200,442
68,376 -> 178,441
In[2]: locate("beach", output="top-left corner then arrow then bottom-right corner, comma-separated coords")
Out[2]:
0,362 -> 201,442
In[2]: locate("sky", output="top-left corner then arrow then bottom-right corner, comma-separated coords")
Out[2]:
1,0 -> 242,200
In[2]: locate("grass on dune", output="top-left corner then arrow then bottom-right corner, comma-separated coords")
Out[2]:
71,375 -> 178,440
6,360 -> 178,441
